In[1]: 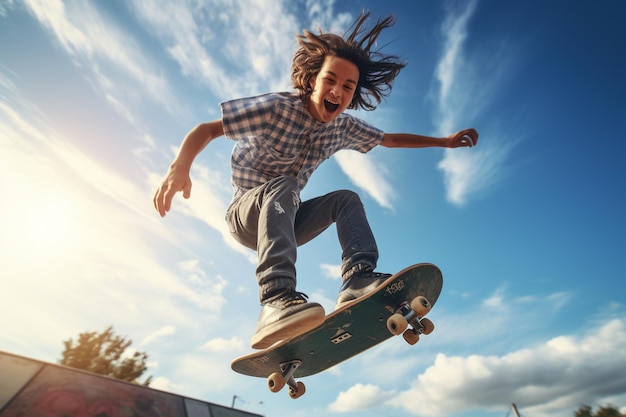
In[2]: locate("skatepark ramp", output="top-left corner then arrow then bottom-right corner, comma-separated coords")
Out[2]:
0,351 -> 262,417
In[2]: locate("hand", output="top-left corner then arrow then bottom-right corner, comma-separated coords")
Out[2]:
153,167 -> 192,217
446,128 -> 479,148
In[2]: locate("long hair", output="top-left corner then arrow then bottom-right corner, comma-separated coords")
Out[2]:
291,12 -> 407,111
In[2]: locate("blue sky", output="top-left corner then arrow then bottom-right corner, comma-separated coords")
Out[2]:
1,1 -> 625,416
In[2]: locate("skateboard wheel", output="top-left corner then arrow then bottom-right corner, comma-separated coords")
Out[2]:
411,296 -> 431,317
288,381 -> 306,399
420,318 -> 435,335
268,372 -> 285,393
387,313 -> 408,335
402,328 -> 420,345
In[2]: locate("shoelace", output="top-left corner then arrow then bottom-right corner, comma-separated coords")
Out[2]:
279,291 -> 309,307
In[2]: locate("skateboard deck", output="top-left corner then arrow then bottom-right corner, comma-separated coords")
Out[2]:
231,263 -> 443,398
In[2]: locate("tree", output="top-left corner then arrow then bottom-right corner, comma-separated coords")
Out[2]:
575,404 -> 625,417
594,405 -> 625,417
59,325 -> 152,386
575,405 -> 594,417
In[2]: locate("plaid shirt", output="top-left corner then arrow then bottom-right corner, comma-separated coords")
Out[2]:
220,92 -> 384,198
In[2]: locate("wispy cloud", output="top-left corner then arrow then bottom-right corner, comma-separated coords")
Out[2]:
335,150 -> 397,210
435,1 -> 477,128
438,135 -> 513,205
433,0 -> 514,206
22,0 -> 182,121
306,0 -> 354,33
130,0 -> 348,100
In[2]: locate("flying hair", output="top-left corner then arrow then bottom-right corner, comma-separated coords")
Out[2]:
291,12 -> 407,111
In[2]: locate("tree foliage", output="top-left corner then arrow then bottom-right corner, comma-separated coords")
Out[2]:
575,404 -> 625,417
59,325 -> 152,386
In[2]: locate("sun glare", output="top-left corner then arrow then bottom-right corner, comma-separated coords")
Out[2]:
23,199 -> 83,254
28,202 -> 71,242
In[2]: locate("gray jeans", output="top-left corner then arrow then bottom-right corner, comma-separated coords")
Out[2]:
225,176 -> 379,302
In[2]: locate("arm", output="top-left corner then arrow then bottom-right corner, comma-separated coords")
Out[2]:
380,128 -> 478,149
153,119 -> 224,217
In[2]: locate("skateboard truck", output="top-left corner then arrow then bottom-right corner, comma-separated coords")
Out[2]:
386,296 -> 435,345
267,360 -> 306,399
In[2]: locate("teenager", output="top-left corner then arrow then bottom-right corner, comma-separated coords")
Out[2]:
153,13 -> 478,349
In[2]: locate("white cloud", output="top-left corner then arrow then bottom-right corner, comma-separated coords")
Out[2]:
321,263 -> 341,280
140,326 -> 177,347
434,0 -> 477,135
203,336 -> 245,353
404,318 -> 626,416
311,289 -> 337,315
481,286 -> 508,310
433,1 -> 515,206
329,383 -> 395,412
438,133 -> 514,206
433,287 -> 576,353
330,318 -> 626,417
335,150 -> 397,210
306,0 -> 353,33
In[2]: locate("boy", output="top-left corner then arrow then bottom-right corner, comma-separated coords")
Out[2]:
153,13 -> 478,349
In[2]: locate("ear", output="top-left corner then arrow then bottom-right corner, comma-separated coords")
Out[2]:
308,75 -> 316,92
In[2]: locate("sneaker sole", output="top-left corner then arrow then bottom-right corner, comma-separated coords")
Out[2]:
251,306 -> 325,349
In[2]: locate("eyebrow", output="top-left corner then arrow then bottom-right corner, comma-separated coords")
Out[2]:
327,70 -> 358,85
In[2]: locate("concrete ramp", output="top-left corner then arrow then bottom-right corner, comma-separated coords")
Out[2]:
0,351 -> 261,417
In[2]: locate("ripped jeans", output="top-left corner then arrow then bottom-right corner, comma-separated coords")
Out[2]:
225,176 -> 379,302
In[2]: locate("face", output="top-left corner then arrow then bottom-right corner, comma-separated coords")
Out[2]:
307,55 -> 359,123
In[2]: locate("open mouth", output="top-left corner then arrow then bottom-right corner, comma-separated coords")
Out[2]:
324,99 -> 340,113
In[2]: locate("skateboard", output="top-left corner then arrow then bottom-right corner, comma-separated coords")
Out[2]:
231,263 -> 443,399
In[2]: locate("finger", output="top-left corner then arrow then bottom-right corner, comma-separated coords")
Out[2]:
460,134 -> 473,147
153,188 -> 166,217
182,180 -> 192,199
162,188 -> 176,214
465,131 -> 478,146
465,129 -> 478,146
154,185 -> 173,217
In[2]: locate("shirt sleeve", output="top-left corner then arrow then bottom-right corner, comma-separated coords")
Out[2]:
220,93 -> 279,141
336,114 -> 385,153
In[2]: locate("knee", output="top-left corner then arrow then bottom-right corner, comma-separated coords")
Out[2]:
336,189 -> 361,205
332,190 -> 365,215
